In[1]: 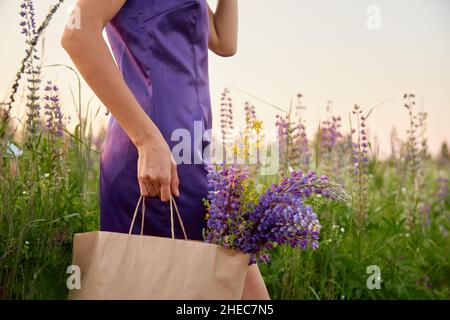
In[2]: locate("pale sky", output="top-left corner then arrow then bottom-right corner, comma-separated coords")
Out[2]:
1,0 -> 449,156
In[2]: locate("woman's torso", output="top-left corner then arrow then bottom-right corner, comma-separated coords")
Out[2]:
103,0 -> 212,155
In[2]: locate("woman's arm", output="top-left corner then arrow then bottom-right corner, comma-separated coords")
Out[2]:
208,0 -> 238,57
61,0 -> 179,202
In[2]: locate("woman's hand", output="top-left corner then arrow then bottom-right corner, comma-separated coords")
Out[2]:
136,136 -> 180,202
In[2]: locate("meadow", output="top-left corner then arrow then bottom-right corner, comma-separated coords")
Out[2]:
0,0 -> 449,299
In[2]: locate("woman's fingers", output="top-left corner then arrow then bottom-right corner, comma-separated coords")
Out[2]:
160,180 -> 171,202
140,174 -> 174,202
138,172 -> 159,197
147,182 -> 160,197
170,157 -> 180,197
147,176 -> 161,197
138,179 -> 149,196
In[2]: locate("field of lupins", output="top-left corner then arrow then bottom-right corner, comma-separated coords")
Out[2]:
0,1 -> 449,299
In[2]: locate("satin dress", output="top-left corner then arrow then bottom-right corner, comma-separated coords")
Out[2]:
100,0 -> 212,240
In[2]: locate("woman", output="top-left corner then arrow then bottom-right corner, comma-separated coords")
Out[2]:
61,0 -> 269,299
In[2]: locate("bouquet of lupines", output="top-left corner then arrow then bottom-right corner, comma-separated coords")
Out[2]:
202,164 -> 351,263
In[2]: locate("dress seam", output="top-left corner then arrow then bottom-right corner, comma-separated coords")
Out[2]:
134,10 -> 155,117
191,2 -> 201,114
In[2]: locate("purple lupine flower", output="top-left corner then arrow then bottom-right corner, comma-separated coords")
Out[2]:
203,165 -> 351,263
280,93 -> 309,173
219,88 -> 234,162
438,177 -> 449,199
321,117 -> 341,150
20,0 -> 42,134
203,164 -> 251,246
246,172 -> 325,259
417,111 -> 429,161
275,114 -> 290,176
403,93 -> 426,228
351,105 -> 369,230
244,101 -> 256,129
19,1 -> 37,39
299,124 -> 310,170
290,122 -> 310,173
403,94 -> 419,178
321,114 -> 344,181
43,80 -> 64,137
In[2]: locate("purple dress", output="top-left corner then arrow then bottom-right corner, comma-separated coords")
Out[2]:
100,0 -> 212,240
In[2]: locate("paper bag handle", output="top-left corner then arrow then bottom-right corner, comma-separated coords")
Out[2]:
128,195 -> 188,240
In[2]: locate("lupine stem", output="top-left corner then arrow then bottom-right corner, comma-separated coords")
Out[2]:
2,0 -> 65,123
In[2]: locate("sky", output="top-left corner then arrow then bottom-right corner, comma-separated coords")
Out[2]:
1,0 -> 449,157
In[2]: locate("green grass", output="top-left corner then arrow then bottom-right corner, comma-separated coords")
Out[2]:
259,160 -> 450,300
0,120 -> 99,299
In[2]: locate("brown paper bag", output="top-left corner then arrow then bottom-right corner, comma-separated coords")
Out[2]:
68,195 -> 250,300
